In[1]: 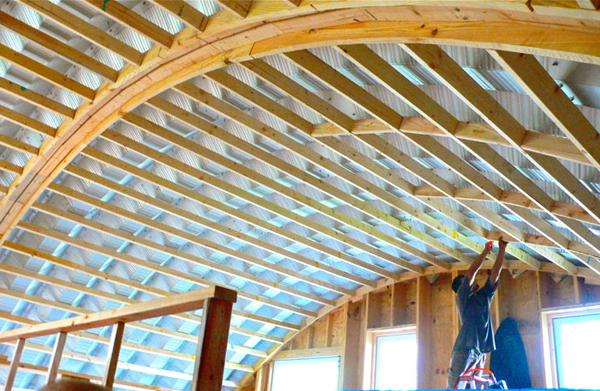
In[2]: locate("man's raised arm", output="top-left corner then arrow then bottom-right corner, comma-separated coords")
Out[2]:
490,237 -> 508,285
466,241 -> 493,285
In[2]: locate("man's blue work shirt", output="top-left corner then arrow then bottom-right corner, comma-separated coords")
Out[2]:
454,276 -> 497,353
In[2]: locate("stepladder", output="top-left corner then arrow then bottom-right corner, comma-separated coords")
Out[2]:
455,367 -> 507,389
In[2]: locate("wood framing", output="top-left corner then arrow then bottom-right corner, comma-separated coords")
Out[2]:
1,2 -> 600,390
103,322 -> 125,389
0,287 -> 235,342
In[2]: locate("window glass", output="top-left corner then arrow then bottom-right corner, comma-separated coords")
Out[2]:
553,312 -> 600,388
271,356 -> 340,391
374,333 -> 417,390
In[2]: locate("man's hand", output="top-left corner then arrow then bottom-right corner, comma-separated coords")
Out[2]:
498,236 -> 508,249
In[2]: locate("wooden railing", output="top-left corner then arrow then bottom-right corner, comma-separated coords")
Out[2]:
0,286 -> 237,391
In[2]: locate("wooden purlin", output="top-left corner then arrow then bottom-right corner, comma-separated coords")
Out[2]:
148,0 -> 208,32
44,179 -> 354,297
216,62 -> 538,269
239,54 -> 541,269
283,45 -> 586,275
134,98 -> 424,274
193,74 -> 459,268
61,159 -> 374,288
400,44 -> 600,276
82,0 -> 174,48
30,201 -> 338,307
0,77 -> 76,119
15,0 -> 144,65
215,0 -> 253,18
79,141 -> 397,282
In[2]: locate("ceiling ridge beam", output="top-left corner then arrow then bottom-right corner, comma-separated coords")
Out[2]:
0,77 -> 76,119
62,162 -> 374,288
0,43 -> 96,101
121,102 -> 423,274
0,10 -> 119,81
235,58 -> 541,269
30,201 -> 337,307
46,180 -> 354,297
401,44 -> 600,276
16,220 -> 313,326
192,75 -> 460,268
16,0 -> 144,65
80,143 -> 397,282
82,0 -> 174,48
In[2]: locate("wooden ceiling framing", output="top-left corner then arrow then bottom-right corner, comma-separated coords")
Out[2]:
0,1 -> 600,390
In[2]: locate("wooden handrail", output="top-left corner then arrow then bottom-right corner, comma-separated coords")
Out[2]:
0,286 -> 237,391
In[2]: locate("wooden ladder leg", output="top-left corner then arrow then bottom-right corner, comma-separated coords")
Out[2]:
5,338 -> 26,391
103,322 -> 125,389
191,297 -> 234,391
47,331 -> 68,383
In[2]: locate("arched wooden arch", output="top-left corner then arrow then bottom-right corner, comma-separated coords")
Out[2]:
3,3 -> 600,389
2,1 -> 600,247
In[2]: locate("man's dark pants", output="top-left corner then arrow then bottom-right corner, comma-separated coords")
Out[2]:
446,349 -> 486,389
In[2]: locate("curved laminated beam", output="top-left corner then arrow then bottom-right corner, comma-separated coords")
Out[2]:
2,1 -> 600,253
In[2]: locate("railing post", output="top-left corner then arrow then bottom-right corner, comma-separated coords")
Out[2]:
103,321 -> 125,389
191,297 -> 234,391
47,331 -> 68,383
5,338 -> 26,391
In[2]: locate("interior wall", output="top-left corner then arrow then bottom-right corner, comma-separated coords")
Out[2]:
249,270 -> 600,390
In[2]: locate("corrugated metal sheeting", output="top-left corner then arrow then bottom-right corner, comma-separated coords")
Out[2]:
0,2 -> 600,390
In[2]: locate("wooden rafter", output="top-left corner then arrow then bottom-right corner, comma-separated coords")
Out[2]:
30,200 -> 338,307
279,49 -> 559,271
215,0 -> 252,18
0,11 -> 119,81
147,0 -> 208,32
171,84 -> 453,269
396,44 -> 600,275
576,0 -> 600,10
0,77 -> 76,119
489,51 -> 600,172
0,43 -> 95,101
144,96 -> 424,273
16,0 -> 144,65
312,116 -> 589,168
212,64 -> 542,270
7,226 -> 295,340
79,141 -> 397,282
82,0 -> 174,48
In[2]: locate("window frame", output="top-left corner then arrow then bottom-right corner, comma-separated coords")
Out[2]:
541,304 -> 600,388
364,325 -> 417,390
268,350 -> 342,391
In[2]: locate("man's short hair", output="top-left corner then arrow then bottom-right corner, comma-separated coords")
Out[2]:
452,275 -> 466,293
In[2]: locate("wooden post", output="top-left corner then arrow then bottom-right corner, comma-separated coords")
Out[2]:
416,277 -> 433,389
47,331 -> 68,383
191,297 -> 234,391
5,338 -> 26,391
103,321 -> 125,389
340,300 -> 365,389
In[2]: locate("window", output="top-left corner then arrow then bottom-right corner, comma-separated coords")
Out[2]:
542,306 -> 600,389
270,356 -> 340,391
366,327 -> 417,390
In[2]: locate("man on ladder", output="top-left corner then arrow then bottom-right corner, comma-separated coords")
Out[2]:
446,237 -> 508,389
